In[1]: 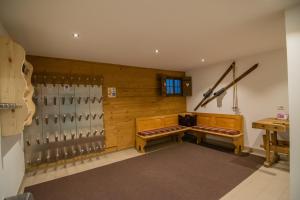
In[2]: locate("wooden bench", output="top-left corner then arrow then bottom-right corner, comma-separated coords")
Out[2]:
190,113 -> 244,154
135,114 -> 190,152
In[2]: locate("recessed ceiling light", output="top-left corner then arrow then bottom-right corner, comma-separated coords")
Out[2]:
155,49 -> 159,54
72,33 -> 79,39
201,58 -> 205,62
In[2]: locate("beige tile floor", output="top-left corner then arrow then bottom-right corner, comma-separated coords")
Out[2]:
20,145 -> 290,200
221,160 -> 289,200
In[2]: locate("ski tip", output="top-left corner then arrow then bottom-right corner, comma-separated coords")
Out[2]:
194,105 -> 199,111
250,63 -> 259,70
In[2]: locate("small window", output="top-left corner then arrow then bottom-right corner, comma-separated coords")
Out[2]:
166,78 -> 182,96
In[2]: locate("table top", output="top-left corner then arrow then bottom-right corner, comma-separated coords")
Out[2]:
252,118 -> 289,132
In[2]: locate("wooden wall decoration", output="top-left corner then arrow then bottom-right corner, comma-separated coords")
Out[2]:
27,56 -> 187,151
0,37 -> 29,136
160,75 -> 167,96
23,73 -> 104,169
182,76 -> 192,96
23,61 -> 35,126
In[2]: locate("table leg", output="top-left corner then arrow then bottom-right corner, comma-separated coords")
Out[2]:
271,131 -> 279,163
264,130 -> 272,167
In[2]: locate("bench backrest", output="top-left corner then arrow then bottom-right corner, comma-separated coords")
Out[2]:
136,114 -> 179,132
194,113 -> 243,132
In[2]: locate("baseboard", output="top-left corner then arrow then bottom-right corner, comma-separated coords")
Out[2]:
244,146 -> 289,161
18,173 -> 25,194
201,138 -> 289,160
243,146 -> 265,157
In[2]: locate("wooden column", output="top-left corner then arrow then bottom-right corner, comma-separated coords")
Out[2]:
264,130 -> 271,167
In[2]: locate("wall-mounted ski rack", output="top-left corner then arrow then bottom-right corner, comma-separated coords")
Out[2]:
0,103 -> 21,110
32,73 -> 103,86
24,72 -> 105,172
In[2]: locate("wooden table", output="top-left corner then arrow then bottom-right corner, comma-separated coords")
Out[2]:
252,118 -> 289,167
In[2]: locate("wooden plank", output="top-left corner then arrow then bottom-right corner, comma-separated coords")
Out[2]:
190,128 -> 242,138
193,112 -> 243,131
136,128 -> 189,140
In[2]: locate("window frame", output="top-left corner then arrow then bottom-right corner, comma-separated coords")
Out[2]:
165,77 -> 183,96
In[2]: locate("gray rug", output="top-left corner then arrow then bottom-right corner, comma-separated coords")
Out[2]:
25,142 -> 263,200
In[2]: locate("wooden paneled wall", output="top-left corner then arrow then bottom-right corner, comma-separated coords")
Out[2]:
27,56 -> 186,151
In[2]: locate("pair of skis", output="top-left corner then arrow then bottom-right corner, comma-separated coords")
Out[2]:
194,62 -> 259,111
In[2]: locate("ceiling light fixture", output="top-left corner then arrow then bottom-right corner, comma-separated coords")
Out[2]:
155,49 -> 159,54
201,58 -> 205,62
72,33 -> 80,39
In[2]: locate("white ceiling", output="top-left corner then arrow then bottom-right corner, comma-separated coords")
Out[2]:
0,0 -> 299,71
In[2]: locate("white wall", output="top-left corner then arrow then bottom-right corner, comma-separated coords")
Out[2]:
186,49 -> 288,149
0,22 -> 25,200
285,5 -> 300,200
0,23 -> 8,36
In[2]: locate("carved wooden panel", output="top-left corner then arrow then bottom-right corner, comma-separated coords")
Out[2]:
136,114 -> 179,132
182,76 -> 192,96
164,115 -> 179,127
136,118 -> 164,132
215,117 -> 238,130
23,60 -> 35,126
0,37 -> 28,136
198,116 -> 214,127
196,113 -> 243,132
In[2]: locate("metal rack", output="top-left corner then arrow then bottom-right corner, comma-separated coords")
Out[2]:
23,73 -> 105,170
0,103 -> 20,110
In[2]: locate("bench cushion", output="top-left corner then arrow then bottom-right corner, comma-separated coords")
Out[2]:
192,125 -> 240,135
138,125 -> 187,136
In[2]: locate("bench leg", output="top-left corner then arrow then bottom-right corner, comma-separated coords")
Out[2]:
196,133 -> 205,144
233,136 -> 244,155
136,137 -> 146,153
177,132 -> 184,143
196,136 -> 201,144
171,135 -> 177,142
